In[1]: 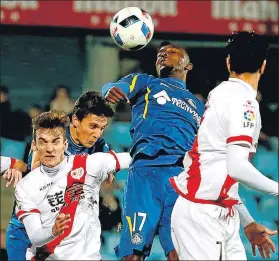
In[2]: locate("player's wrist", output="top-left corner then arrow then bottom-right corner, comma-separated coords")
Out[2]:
244,221 -> 256,229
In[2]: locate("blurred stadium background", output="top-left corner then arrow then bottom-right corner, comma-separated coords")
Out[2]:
0,1 -> 278,260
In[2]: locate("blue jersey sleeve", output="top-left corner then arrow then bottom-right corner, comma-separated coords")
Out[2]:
94,137 -> 110,153
102,73 -> 151,102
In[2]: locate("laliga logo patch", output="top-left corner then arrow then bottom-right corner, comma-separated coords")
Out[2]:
153,90 -> 171,105
70,167 -> 84,180
243,110 -> 255,128
244,110 -> 255,121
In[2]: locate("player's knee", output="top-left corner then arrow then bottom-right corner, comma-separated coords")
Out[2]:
167,249 -> 179,261
122,250 -> 146,261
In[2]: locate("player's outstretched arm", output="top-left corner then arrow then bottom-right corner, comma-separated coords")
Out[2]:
86,151 -> 131,183
0,156 -> 27,173
227,144 -> 278,196
244,222 -> 277,259
235,200 -> 277,258
102,73 -> 149,104
1,156 -> 27,187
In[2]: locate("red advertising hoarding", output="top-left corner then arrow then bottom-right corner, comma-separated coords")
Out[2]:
1,0 -> 278,36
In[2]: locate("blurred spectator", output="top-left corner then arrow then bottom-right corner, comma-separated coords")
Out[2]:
47,84 -> 74,115
0,86 -> 29,141
28,104 -> 43,119
0,85 -> 12,138
256,91 -> 278,150
99,182 -> 122,233
99,195 -> 122,232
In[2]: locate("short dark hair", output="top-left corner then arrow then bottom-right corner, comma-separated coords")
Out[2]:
30,103 -> 43,110
73,91 -> 115,121
32,111 -> 70,140
226,31 -> 269,74
0,85 -> 9,94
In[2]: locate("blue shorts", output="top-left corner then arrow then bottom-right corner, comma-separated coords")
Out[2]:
115,165 -> 183,258
6,223 -> 31,261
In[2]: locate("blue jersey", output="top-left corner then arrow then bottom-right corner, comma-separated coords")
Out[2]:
102,73 -> 204,167
9,126 -> 109,227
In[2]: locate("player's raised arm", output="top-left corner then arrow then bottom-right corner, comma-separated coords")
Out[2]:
225,97 -> 278,196
86,151 -> 131,183
101,73 -> 150,104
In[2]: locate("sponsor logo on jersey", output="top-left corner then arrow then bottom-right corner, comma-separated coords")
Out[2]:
153,90 -> 171,105
172,97 -> 201,127
40,182 -> 53,191
70,167 -> 84,180
131,233 -> 143,245
153,91 -> 201,126
243,100 -> 256,109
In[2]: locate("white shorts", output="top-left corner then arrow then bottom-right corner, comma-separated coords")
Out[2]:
171,196 -> 246,260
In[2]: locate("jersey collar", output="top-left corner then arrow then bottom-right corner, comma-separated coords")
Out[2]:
162,77 -> 187,89
228,78 -> 257,98
66,126 -> 84,149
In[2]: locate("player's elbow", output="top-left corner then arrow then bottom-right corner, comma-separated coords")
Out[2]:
29,235 -> 42,247
227,160 -> 239,181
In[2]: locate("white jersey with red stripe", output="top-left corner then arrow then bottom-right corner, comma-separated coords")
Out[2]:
171,78 -> 261,203
15,152 -> 123,260
0,156 -> 15,172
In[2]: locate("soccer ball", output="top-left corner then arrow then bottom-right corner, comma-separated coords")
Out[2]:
110,7 -> 154,51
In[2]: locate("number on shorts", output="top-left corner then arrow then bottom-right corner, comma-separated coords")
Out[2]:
216,241 -> 222,261
126,212 -> 147,233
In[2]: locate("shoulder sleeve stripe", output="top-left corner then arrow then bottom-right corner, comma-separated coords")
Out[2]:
17,209 -> 40,221
108,150 -> 120,172
10,158 -> 16,168
129,75 -> 139,93
227,135 -> 252,145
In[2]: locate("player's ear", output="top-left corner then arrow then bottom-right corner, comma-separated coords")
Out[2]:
64,139 -> 69,151
226,56 -> 231,72
259,59 -> 266,75
31,139 -> 38,152
185,63 -> 193,71
72,114 -> 79,128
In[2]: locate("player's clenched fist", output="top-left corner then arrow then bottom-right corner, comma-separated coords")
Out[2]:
105,86 -> 130,104
52,213 -> 71,237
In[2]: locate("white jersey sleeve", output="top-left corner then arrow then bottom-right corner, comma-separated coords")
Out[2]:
0,156 -> 14,173
86,151 -> 131,183
226,97 -> 259,148
15,181 -> 40,221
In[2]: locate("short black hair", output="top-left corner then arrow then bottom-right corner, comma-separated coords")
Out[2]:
226,31 -> 269,74
73,91 -> 115,121
0,85 -> 9,94
158,41 -> 183,50
30,103 -> 42,110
